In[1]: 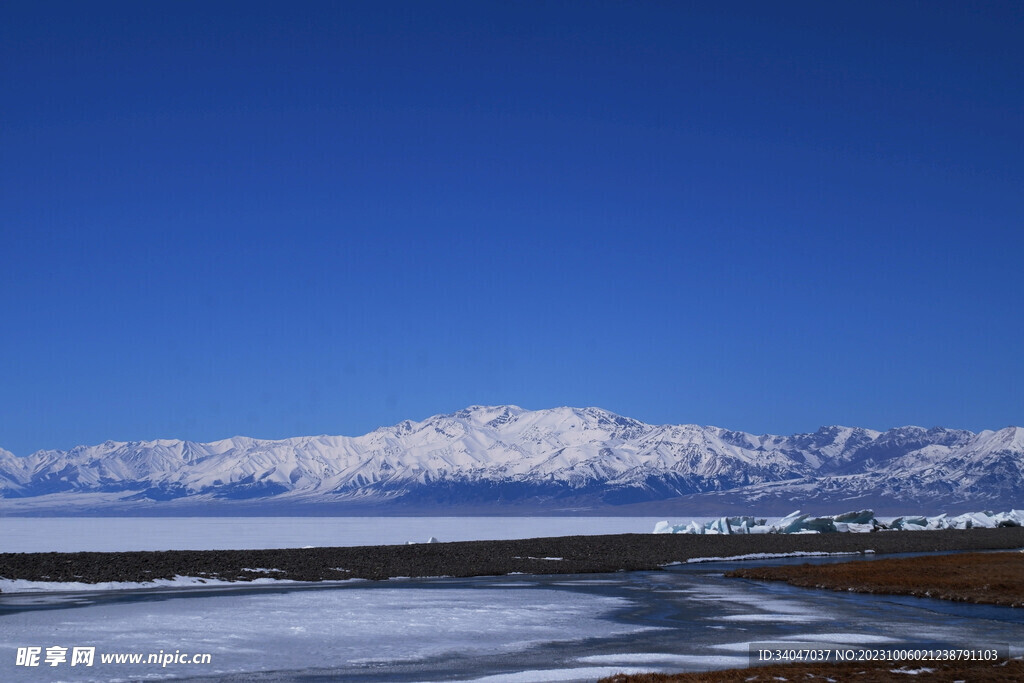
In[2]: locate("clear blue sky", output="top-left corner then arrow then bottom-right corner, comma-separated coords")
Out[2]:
2,1 -> 1022,455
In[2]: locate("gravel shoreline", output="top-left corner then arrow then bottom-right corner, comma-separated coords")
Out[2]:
1,527 -> 1023,588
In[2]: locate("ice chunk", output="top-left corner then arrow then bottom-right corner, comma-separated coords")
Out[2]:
802,516 -> 838,533
995,510 -> 1024,527
778,512 -> 811,534
890,516 -> 929,530
949,511 -> 996,529
653,515 -> 768,535
833,510 -> 876,525
652,508 -> 1023,535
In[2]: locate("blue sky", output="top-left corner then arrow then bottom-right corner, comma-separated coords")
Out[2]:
2,1 -> 1022,455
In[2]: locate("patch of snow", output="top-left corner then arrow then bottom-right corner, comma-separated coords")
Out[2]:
576,653 -> 748,668
0,574 -> 316,594
718,613 -> 822,623
681,551 -> 863,564
775,633 -> 899,644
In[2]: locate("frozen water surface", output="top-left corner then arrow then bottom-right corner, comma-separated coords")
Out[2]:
0,516 -> 673,553
1,579 -> 645,682
2,555 -> 1023,681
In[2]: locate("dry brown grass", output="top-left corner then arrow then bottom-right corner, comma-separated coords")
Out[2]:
725,551 -> 1024,607
598,658 -> 1024,682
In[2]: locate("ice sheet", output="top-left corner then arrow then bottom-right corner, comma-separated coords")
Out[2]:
0,516 -> 671,553
0,582 -> 651,681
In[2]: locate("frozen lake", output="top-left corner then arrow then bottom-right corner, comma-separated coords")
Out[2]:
1,555 -> 1021,681
2,518 -> 1021,681
0,516 -> 674,553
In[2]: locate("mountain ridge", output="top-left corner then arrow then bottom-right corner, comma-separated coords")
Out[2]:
1,406 -> 1020,515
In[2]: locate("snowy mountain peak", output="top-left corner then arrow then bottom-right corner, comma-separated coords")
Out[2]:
0,406 -> 1019,514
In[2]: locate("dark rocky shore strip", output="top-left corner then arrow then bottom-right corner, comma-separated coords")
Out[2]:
2,527 -> 1023,588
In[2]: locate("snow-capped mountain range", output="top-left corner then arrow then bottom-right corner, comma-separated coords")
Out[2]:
1,406 -> 1021,514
